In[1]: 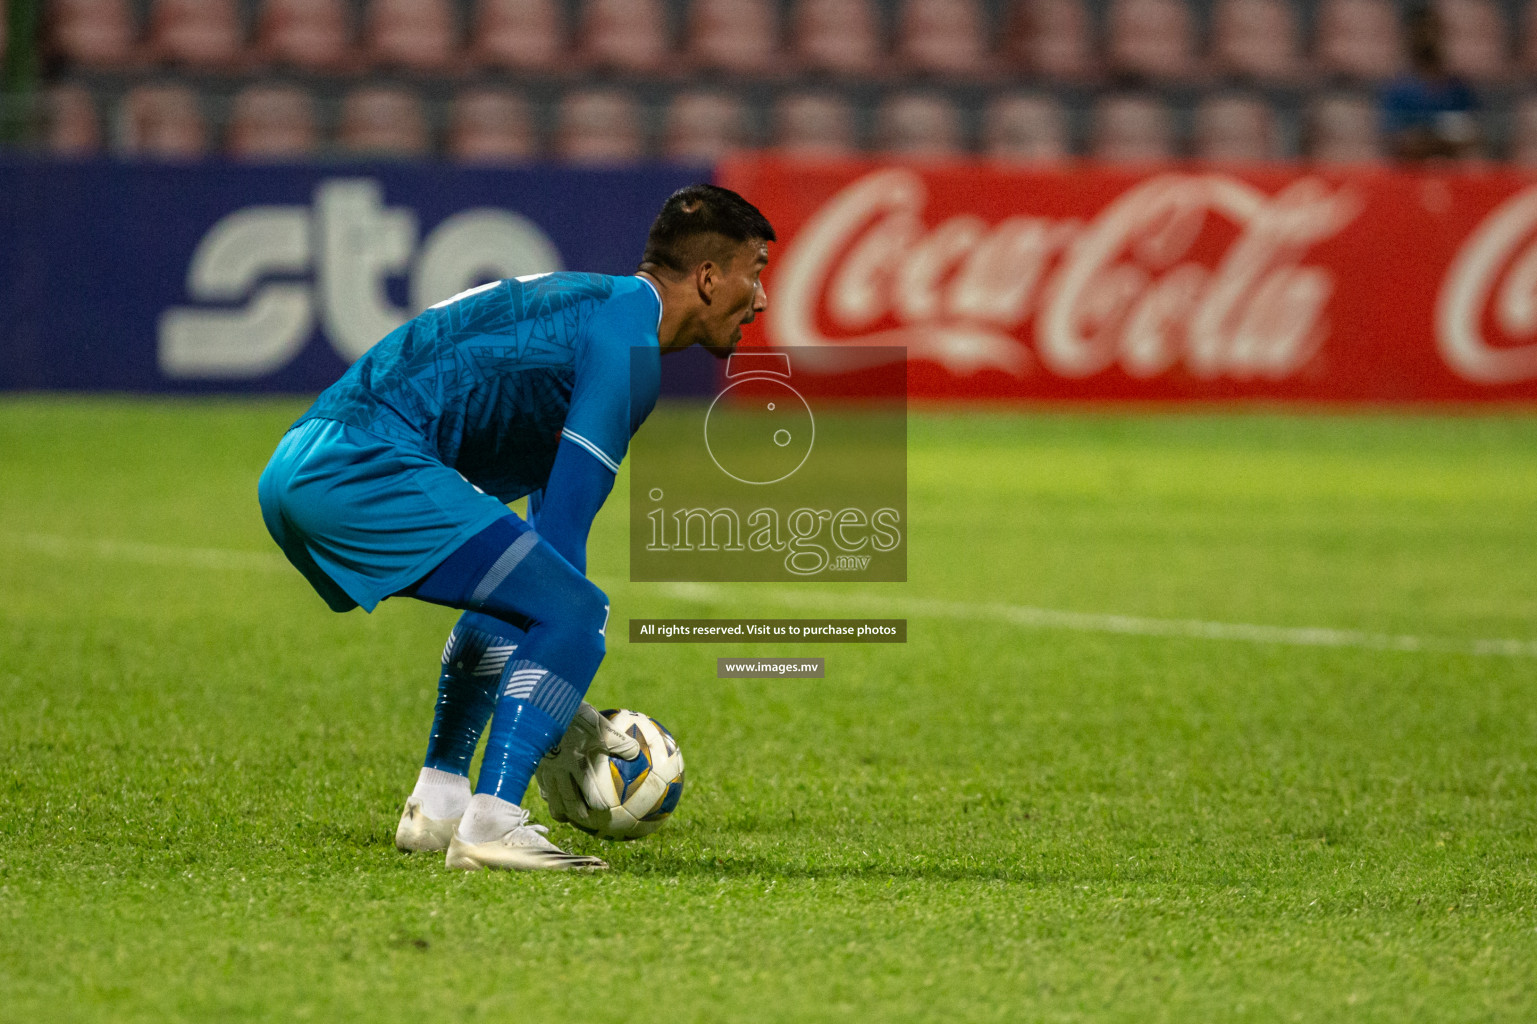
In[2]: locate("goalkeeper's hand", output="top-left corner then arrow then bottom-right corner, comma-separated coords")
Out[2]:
536,703 -> 641,828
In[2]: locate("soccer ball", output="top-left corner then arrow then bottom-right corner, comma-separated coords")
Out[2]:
573,709 -> 686,841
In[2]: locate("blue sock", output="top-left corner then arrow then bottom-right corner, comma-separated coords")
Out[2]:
424,611 -> 524,776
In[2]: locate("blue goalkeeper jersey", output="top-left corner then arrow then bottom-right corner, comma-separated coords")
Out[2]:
297,272 -> 662,502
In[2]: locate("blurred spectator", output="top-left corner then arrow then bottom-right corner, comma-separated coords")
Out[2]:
338,85 -> 431,157
1210,0 -> 1305,83
1381,6 -> 1480,160
1314,0 -> 1404,82
663,90 -> 750,162
555,88 -> 646,163
1523,2 -> 1537,78
470,0 -> 567,74
147,0 -> 245,71
875,91 -> 965,158
1434,0 -> 1508,82
684,0 -> 782,77
981,92 -> 1070,164
1193,92 -> 1285,161
45,83 -> 103,157
228,83 -> 321,160
1106,0 -> 1200,82
448,87 -> 538,163
1000,0 -> 1095,81
1509,96 -> 1537,165
772,90 -> 859,157
1091,92 -> 1176,161
120,83 -> 209,160
365,0 -> 459,73
578,0 -> 672,75
792,0 -> 883,77
895,0 -> 995,79
254,0 -> 355,73
49,0 -> 140,69
1306,91 -> 1384,163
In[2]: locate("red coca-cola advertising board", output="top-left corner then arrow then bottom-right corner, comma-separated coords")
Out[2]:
719,157 -> 1537,401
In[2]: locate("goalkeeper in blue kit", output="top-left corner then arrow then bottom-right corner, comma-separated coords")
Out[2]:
258,185 -> 773,871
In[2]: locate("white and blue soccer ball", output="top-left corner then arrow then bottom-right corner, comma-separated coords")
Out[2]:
574,709 -> 685,841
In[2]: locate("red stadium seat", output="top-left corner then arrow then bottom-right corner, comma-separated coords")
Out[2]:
147,0 -> 244,70
1210,0 -> 1305,82
981,91 -> 1070,164
555,88 -> 646,163
999,0 -> 1095,80
663,90 -> 750,162
228,83 -> 321,160
1510,95 -> 1537,165
1193,92 -> 1284,161
49,0 -> 140,69
1435,0 -> 1508,82
338,85 -> 432,157
1314,0 -> 1403,82
684,0 -> 782,76
121,83 -> 210,160
1106,0 -> 1200,81
470,0 -> 567,74
365,0 -> 459,72
895,0 -> 994,78
254,0 -> 355,73
1091,92 -> 1175,162
791,0 -> 883,77
772,90 -> 859,157
1305,92 -> 1384,163
45,82 -> 103,157
449,87 -> 538,162
875,91 -> 965,158
577,0 -> 671,74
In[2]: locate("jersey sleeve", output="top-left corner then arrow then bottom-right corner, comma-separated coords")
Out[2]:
558,284 -> 659,475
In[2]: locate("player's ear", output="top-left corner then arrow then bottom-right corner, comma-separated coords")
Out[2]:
694,260 -> 718,304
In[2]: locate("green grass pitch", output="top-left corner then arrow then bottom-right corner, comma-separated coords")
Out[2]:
2,396 -> 1536,1022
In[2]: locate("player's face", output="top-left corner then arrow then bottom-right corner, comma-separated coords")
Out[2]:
703,240 -> 769,356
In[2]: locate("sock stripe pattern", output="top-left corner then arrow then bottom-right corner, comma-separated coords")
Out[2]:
469,532 -> 541,607
501,659 -> 583,724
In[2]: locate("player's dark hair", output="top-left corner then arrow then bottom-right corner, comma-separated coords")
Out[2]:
640,185 -> 776,275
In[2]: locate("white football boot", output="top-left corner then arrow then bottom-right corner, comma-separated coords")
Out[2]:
445,804 -> 608,871
394,797 -> 460,853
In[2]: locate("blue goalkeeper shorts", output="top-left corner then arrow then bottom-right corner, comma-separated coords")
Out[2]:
258,418 -> 512,613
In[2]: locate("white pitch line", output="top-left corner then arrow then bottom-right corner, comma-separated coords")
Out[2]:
655,582 -> 1537,660
9,532 -> 1535,659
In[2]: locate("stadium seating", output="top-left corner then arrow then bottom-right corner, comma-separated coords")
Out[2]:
981,91 -> 1070,163
895,0 -> 995,79
449,87 -> 538,162
227,83 -> 321,160
663,90 -> 751,162
1090,92 -> 1176,161
577,0 -> 672,75
772,91 -> 859,157
45,82 -> 103,157
253,0 -> 355,73
1305,92 -> 1384,163
338,84 -> 432,156
555,88 -> 646,163
791,0 -> 884,77
469,0 -> 567,73
1313,0 -> 1403,81
1105,0 -> 1200,82
1510,96 -> 1537,164
1209,0 -> 1305,83
146,0 -> 244,71
874,91 -> 965,157
684,0 -> 782,76
999,0 -> 1096,80
364,0 -> 459,73
1193,92 -> 1285,161
120,82 -> 210,159
49,0 -> 139,69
